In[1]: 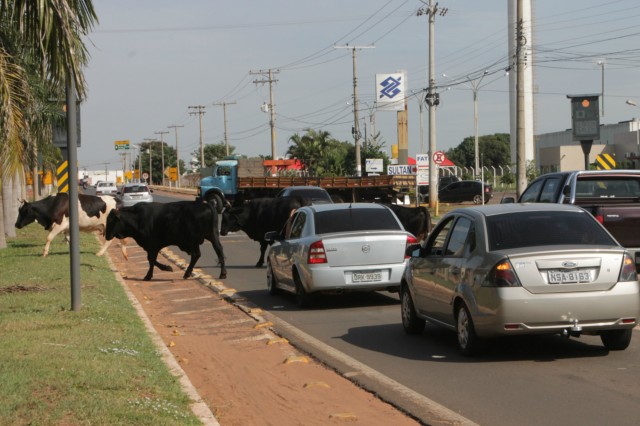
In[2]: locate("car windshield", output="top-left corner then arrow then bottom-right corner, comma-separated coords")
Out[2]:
124,185 -> 148,193
486,211 -> 616,251
314,208 -> 401,234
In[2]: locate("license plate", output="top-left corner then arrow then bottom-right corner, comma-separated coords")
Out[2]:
548,270 -> 592,284
352,271 -> 382,283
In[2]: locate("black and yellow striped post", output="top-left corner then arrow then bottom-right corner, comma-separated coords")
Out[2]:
56,160 -> 69,193
596,153 -> 616,170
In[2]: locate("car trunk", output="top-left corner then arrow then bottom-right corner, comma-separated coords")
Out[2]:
320,232 -> 407,267
502,247 -> 626,294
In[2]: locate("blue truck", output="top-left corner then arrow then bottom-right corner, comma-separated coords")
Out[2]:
196,157 -> 401,206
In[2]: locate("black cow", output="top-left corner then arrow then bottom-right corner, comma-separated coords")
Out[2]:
385,204 -> 432,241
15,193 -> 128,259
220,196 -> 307,267
105,200 -> 226,281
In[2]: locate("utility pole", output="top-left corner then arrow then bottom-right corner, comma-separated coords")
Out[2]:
144,138 -> 156,185
213,101 -> 237,156
334,45 -> 374,177
155,130 -> 169,186
168,124 -> 184,188
251,69 -> 279,172
188,105 -> 206,171
418,0 -> 447,208
516,0 -> 527,196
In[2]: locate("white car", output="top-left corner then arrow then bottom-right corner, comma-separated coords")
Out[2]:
117,183 -> 154,207
95,181 -> 118,196
265,203 -> 418,307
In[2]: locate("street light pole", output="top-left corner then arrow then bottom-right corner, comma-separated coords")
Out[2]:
468,71 -> 488,179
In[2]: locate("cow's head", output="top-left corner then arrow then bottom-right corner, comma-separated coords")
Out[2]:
105,209 -> 124,240
15,200 -> 34,229
219,206 -> 245,236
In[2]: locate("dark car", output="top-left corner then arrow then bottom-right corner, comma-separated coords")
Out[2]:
422,180 -> 492,204
276,186 -> 333,204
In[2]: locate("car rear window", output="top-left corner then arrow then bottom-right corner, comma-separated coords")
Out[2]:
314,208 -> 401,234
124,185 -> 148,193
486,211 -> 616,251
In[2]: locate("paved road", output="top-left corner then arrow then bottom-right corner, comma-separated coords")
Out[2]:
151,191 -> 640,426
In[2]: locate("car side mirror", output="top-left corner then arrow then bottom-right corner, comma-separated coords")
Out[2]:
501,197 -> 515,204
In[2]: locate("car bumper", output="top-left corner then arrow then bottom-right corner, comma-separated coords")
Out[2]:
304,263 -> 406,293
472,283 -> 640,337
121,198 -> 153,207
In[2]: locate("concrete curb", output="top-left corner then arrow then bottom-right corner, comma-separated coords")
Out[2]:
105,253 -> 220,426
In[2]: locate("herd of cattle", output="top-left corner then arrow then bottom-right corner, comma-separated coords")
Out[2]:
14,192 -> 431,281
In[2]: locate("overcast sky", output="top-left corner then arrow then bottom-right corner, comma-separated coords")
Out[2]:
79,0 -> 640,172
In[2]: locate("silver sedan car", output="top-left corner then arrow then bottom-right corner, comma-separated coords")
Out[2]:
265,203 -> 418,307
117,183 -> 154,207
401,203 -> 639,355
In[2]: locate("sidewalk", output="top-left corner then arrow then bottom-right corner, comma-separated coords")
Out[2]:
107,242 -> 421,426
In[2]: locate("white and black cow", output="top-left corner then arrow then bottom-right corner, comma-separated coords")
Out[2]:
15,193 -> 128,259
105,200 -> 226,281
220,196 -> 308,267
384,204 -> 432,241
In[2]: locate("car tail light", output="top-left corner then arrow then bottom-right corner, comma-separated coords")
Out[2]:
593,207 -> 604,224
308,240 -> 327,264
405,234 -> 418,259
483,259 -> 522,287
618,253 -> 637,282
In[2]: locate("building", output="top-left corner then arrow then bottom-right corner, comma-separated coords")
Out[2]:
535,119 -> 639,173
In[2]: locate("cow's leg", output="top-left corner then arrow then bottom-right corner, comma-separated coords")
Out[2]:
96,238 -> 112,257
120,238 -> 129,261
144,250 -> 173,281
256,241 -> 268,267
183,246 -> 201,279
210,237 -> 227,279
43,225 -> 65,257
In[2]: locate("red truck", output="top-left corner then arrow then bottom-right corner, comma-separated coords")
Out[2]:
509,170 -> 640,271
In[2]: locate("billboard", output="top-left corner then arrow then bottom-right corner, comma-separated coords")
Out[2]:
376,72 -> 406,111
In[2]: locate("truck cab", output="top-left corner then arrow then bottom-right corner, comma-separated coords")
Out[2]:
198,159 -> 239,205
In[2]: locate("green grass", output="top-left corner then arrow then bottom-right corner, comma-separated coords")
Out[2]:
0,227 -> 202,425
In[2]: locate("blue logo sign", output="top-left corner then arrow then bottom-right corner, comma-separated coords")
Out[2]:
379,76 -> 402,99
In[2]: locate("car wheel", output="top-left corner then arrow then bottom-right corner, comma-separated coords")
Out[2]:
266,260 -> 279,295
294,270 -> 314,308
456,304 -> 483,356
600,329 -> 632,351
401,285 -> 425,334
473,194 -> 483,204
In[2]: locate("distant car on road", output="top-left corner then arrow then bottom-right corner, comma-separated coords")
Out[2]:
401,203 -> 639,356
421,180 -> 492,204
117,183 -> 154,207
276,186 -> 333,204
265,203 -> 417,307
95,181 -> 118,196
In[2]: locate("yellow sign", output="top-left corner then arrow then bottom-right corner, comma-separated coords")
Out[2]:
596,153 -> 616,170
164,167 -> 178,181
114,139 -> 130,150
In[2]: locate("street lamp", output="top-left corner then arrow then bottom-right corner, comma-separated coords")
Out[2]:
467,71 -> 489,179
625,100 -> 640,168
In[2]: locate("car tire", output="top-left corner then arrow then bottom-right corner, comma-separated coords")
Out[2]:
266,260 -> 279,295
456,303 -> 483,356
294,270 -> 314,308
401,284 -> 425,335
600,329 -> 632,351
205,193 -> 224,213
473,194 -> 483,204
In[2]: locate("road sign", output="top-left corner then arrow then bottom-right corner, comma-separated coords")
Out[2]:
387,165 -> 416,175
596,153 -> 616,170
366,158 -> 384,173
433,151 -> 446,165
114,140 -> 130,150
142,172 -> 149,179
416,154 -> 430,166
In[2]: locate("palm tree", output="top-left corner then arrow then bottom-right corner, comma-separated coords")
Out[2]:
0,0 -> 98,248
